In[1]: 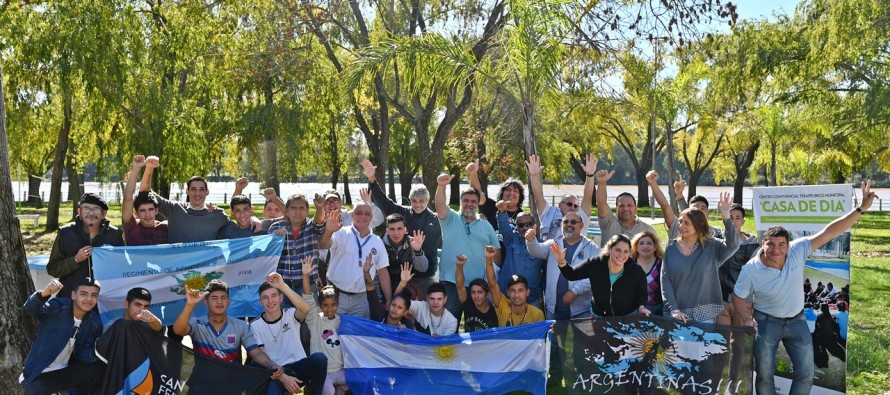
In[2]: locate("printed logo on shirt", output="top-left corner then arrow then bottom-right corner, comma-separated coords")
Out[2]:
371,248 -> 377,255
227,334 -> 236,344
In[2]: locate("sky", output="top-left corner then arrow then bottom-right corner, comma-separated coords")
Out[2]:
734,0 -> 801,22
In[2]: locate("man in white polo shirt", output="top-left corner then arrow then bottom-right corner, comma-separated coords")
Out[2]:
318,202 -> 392,318
733,181 -> 877,395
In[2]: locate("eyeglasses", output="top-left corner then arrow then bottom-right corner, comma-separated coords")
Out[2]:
561,201 -> 579,208
562,219 -> 582,225
80,206 -> 102,213
516,222 -> 534,229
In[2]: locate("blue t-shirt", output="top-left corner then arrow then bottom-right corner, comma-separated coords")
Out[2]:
734,238 -> 812,318
438,210 -> 499,285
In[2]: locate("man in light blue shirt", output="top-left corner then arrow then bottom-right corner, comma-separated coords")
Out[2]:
435,173 -> 500,320
733,181 -> 878,395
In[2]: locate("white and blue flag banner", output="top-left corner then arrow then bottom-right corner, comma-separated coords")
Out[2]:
339,315 -> 553,394
92,234 -> 284,327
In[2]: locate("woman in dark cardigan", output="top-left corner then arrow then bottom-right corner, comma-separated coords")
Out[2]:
552,234 -> 651,317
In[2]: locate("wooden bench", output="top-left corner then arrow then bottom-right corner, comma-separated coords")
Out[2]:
17,214 -> 40,226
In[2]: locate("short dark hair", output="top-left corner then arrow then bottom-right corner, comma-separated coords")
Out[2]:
285,194 -> 309,209
427,282 -> 446,296
468,278 -> 490,293
204,279 -> 228,296
507,274 -> 529,289
133,191 -> 158,210
258,282 -> 278,297
187,176 -> 208,190
689,195 -> 709,208
230,194 -> 252,208
615,192 -> 636,206
126,287 -> 151,303
386,213 -> 405,226
730,203 -> 745,217
460,188 -> 481,201
763,226 -> 791,242
74,277 -> 101,293
497,179 -> 526,208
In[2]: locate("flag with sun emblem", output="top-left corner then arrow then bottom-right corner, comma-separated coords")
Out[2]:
339,315 -> 553,394
566,315 -> 754,394
92,234 -> 284,326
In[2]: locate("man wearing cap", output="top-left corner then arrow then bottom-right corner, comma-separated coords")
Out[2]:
321,189 -> 385,228
47,193 -> 124,296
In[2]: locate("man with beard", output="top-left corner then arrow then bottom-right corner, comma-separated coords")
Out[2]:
47,193 -> 124,296
435,173 -> 500,320
526,154 -> 598,241
594,169 -> 655,247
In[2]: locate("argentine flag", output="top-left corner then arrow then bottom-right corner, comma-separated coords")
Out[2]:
339,315 -> 552,394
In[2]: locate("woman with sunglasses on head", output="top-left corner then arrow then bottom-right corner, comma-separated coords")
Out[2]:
553,234 -> 651,318
661,192 -> 739,323
495,201 -> 544,306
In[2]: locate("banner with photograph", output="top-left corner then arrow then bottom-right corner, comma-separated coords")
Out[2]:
92,234 -> 284,326
753,184 -> 852,394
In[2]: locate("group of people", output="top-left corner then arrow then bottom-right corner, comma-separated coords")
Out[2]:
25,153 -> 878,395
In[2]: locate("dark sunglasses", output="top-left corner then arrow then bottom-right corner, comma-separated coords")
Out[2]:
562,219 -> 582,225
561,201 -> 580,208
516,222 -> 534,229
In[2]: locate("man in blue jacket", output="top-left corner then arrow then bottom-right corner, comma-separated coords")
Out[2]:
21,277 -> 105,395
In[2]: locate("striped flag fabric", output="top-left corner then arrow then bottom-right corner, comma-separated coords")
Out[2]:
339,315 -> 553,394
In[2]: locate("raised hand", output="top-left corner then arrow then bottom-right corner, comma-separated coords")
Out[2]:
646,170 -> 659,185
362,253 -> 374,274
495,200 -> 508,213
523,224 -> 538,241
484,245 -> 498,261
673,175 -> 686,198
860,180 -> 878,211
595,169 -> 614,184
267,272 -> 286,289
581,153 -> 598,176
361,159 -> 377,180
550,242 -> 567,265
313,193 -> 324,208
400,262 -> 415,284
137,309 -> 160,324
409,230 -> 425,252
455,254 -> 467,267
526,155 -> 543,176
359,187 -> 372,204
300,256 -> 314,278
717,191 -> 732,218
185,286 -> 208,306
235,177 -> 249,191
437,174 -> 454,186
132,155 -> 146,169
261,188 -> 277,200
145,156 -> 160,169
465,160 -> 479,176
325,210 -> 343,232
41,279 -> 62,298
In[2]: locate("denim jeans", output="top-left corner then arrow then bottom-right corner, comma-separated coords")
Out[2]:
266,353 -> 328,395
752,309 -> 814,395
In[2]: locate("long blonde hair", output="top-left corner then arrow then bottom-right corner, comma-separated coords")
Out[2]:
631,231 -> 664,260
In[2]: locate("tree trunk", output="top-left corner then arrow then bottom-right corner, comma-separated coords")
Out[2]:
26,174 -> 43,208
342,171 -> 352,206
45,92 -> 73,232
688,171 -> 702,198
65,150 -> 82,222
262,78 -> 280,195
664,122 -> 678,211
0,62 -> 40,393
329,123 -> 340,191
448,164 -> 461,206
521,102 -> 539,223
387,161 -> 396,201
769,139 -> 777,186
733,141 -> 760,205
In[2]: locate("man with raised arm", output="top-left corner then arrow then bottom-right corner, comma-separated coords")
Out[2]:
484,246 -> 544,327
733,181 -> 878,395
138,156 -> 233,243
317,204 -> 392,318
122,155 -> 168,245
455,255 -> 498,332
379,214 -> 429,300
495,201 -> 544,306
320,188 -> 385,228
527,154 -> 598,240
172,280 -> 284,379
435,173 -> 500,320
394,264 -> 458,336
362,159 -> 441,293
265,189 -> 327,293
594,169 -> 656,247
250,273 -> 328,395
21,278 -> 105,394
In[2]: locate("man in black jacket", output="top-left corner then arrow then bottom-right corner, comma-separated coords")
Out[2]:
47,193 -> 124,296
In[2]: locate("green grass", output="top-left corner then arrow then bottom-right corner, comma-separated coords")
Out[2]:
17,202 -> 890,393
